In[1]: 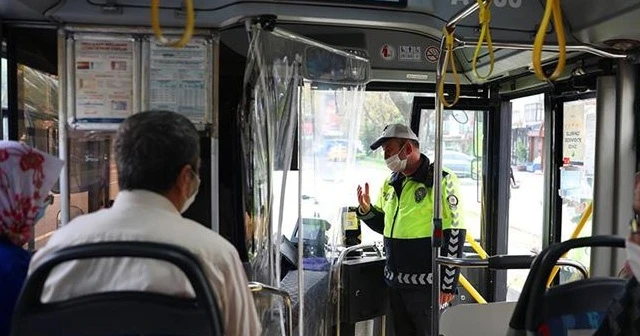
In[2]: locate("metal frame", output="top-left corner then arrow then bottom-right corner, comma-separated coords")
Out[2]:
409,95 -> 491,135
6,26 -> 18,142
611,61 -> 637,272
454,39 -> 627,60
333,244 -> 383,336
483,96 -> 510,302
288,0 -> 408,8
546,90 -> 598,260
57,28 -> 70,227
435,256 -> 589,282
249,281 -> 294,336
591,75 -> 618,277
541,93 -> 562,250
211,34 -> 220,233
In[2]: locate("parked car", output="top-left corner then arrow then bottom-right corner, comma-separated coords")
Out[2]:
427,150 -> 477,179
323,138 -> 348,162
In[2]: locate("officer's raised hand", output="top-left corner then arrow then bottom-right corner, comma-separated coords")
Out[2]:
357,183 -> 371,214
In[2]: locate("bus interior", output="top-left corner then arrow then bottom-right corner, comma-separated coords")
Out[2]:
2,0 -> 640,335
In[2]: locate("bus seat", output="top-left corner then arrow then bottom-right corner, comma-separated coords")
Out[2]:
508,235 -> 625,336
10,242 -> 224,336
537,277 -> 623,335
440,301 -> 517,335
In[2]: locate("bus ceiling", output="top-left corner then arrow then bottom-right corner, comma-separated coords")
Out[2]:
2,0 -> 639,85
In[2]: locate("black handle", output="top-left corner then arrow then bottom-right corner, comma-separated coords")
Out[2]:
488,255 -> 535,270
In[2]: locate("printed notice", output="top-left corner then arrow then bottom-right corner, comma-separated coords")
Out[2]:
563,103 -> 585,163
74,40 -> 134,122
399,46 -> 422,62
149,39 -> 208,123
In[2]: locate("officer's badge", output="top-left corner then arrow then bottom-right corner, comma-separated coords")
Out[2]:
447,195 -> 459,206
414,187 -> 427,203
384,190 -> 394,201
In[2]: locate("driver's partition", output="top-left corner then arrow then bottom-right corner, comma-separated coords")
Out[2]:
10,242 -> 223,336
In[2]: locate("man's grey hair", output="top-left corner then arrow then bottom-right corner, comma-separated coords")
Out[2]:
115,110 -> 200,193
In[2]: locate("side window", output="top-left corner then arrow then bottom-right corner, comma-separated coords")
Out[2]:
507,93 -> 546,300
418,109 -> 484,241
559,98 -> 597,283
14,63 -> 116,250
279,90 -> 433,247
15,64 -> 60,250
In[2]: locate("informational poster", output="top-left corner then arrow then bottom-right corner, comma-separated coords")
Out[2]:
149,39 -> 208,123
563,103 -> 585,163
74,40 -> 134,123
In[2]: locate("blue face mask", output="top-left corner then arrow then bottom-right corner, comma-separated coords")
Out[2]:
35,195 -> 53,222
34,205 -> 48,222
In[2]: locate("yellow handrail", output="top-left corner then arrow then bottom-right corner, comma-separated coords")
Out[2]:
472,0 -> 495,79
151,0 -> 195,48
459,274 -> 488,304
455,231 -> 489,304
546,202 -> 593,287
437,27 -> 461,108
532,0 -> 566,81
466,232 -> 488,259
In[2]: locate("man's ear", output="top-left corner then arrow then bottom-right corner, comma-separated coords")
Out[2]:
177,165 -> 192,194
407,141 -> 417,155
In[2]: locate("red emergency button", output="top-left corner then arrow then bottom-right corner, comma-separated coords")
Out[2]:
434,229 -> 443,239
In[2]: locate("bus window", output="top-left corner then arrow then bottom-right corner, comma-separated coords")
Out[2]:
559,98 -> 597,283
13,63 -> 114,250
15,64 -> 60,250
284,89 -> 431,247
417,109 -> 483,241
507,93 -> 546,301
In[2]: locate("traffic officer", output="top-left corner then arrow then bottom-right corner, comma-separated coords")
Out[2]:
355,123 -> 466,335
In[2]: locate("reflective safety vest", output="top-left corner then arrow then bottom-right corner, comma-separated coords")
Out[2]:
377,167 -> 462,239
358,155 -> 466,290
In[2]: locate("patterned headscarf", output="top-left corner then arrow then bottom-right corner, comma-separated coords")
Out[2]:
0,141 -> 63,246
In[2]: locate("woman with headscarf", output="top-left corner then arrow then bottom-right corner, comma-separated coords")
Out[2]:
0,141 -> 63,336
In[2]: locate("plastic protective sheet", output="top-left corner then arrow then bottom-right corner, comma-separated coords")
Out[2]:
239,25 -> 369,336
299,84 -> 366,334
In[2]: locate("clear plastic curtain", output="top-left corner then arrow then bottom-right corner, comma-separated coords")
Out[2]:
240,26 -> 302,335
298,84 -> 366,333
239,24 -> 370,336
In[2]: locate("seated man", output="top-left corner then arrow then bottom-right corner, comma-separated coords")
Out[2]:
29,110 -> 261,336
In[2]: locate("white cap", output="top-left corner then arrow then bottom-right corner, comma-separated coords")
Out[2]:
369,123 -> 419,150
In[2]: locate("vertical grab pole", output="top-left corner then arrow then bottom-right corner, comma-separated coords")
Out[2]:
431,33 -> 448,336
58,28 -> 70,226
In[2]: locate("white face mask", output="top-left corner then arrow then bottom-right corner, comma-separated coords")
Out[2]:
385,144 -> 407,172
626,239 -> 640,279
181,171 -> 200,214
